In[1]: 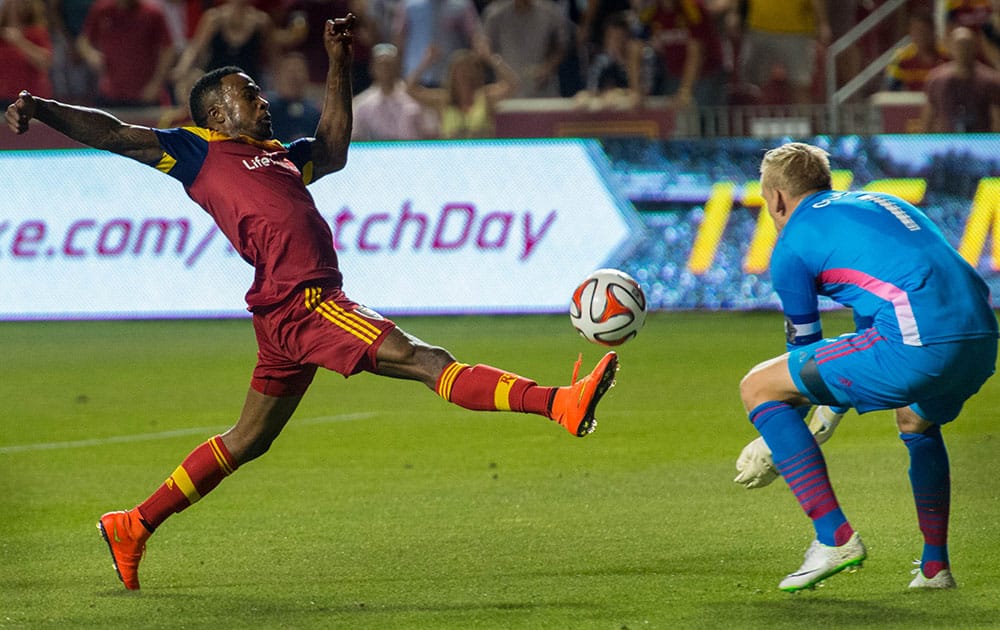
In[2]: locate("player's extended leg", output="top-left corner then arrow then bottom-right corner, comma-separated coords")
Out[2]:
98,389 -> 303,590
740,354 -> 866,591
373,327 -> 618,437
897,407 -> 956,589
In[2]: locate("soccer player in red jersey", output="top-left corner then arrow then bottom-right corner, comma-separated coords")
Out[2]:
5,14 -> 620,590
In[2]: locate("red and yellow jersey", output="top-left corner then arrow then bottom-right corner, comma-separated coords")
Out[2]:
153,127 -> 343,310
884,42 -> 950,91
638,0 -> 726,77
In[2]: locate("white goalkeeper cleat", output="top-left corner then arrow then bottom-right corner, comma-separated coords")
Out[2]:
734,406 -> 845,489
779,531 -> 867,592
909,564 -> 957,589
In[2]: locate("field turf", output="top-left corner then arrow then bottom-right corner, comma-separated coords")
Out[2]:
2,311 -> 999,629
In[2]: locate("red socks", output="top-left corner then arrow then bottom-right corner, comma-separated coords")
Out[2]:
436,363 -> 554,415
136,435 -> 237,531
135,365 -> 553,532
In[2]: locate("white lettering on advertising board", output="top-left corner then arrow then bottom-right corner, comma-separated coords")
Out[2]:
0,140 -> 633,319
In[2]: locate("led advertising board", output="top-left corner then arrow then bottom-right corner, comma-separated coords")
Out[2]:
1,135 -> 997,319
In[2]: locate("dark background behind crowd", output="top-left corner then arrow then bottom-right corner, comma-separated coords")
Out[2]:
2,0 -> 999,139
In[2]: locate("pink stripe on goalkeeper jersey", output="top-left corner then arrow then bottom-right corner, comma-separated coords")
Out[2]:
818,268 -> 923,346
815,329 -> 884,365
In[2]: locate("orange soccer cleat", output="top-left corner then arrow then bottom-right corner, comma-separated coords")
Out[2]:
97,509 -> 150,590
549,351 -> 619,437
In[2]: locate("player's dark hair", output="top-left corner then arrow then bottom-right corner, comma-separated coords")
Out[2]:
189,66 -> 245,128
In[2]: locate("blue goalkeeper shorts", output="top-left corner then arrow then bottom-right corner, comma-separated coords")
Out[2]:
786,327 -> 997,423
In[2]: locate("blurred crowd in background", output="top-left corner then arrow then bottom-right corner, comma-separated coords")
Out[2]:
2,0 -> 999,140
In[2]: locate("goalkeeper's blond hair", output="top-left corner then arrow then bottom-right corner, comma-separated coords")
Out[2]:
760,143 -> 832,198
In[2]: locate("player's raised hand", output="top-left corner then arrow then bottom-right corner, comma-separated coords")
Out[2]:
5,90 -> 36,135
324,13 -> 357,62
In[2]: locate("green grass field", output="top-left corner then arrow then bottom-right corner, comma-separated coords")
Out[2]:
2,312 -> 999,629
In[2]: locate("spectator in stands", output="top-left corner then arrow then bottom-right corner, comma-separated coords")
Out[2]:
172,0 -> 306,88
633,0 -> 729,107
884,9 -> 950,92
47,0 -> 97,102
735,0 -> 831,105
578,11 -> 645,108
577,0 -> 632,60
369,0 -> 403,43
77,0 -> 176,106
353,42 -> 434,140
945,0 -> 1000,68
922,26 -> 1000,131
0,0 -> 53,106
266,52 -> 323,140
551,0 -> 586,97
393,0 -> 486,88
483,0 -> 567,98
981,0 -> 1000,68
945,0 -> 993,31
283,0 -> 374,95
406,46 -> 519,138
156,67 -> 202,127
824,0 -> 860,86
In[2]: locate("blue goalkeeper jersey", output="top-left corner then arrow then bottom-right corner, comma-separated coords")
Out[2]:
771,189 -> 998,349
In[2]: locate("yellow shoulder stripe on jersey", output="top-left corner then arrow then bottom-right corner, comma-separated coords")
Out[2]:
181,126 -> 230,142
301,160 -> 314,185
155,152 -> 177,174
156,127 -> 219,174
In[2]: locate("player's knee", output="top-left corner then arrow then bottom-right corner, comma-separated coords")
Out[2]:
895,407 -> 933,433
739,370 -> 762,411
222,427 -> 276,465
739,367 -> 794,411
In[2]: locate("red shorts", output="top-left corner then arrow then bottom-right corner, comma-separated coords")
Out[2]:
250,284 -> 396,397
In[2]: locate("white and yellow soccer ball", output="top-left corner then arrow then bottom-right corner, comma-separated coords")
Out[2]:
570,268 -> 647,346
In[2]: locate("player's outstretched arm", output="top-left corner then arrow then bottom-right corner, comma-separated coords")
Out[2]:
5,91 -> 162,165
308,15 -> 356,182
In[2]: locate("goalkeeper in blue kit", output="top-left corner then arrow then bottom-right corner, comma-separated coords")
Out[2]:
737,142 -> 998,592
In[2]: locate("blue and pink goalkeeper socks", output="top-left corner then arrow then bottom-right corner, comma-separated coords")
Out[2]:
900,424 -> 950,577
750,401 -> 854,547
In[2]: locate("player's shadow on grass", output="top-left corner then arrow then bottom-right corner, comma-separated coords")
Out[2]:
322,600 -> 593,616
96,587 -> 593,620
740,594 -> 984,627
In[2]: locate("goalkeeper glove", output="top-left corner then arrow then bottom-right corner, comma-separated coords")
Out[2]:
733,405 -> 845,489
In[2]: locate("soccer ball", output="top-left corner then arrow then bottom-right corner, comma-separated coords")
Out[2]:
570,268 -> 647,346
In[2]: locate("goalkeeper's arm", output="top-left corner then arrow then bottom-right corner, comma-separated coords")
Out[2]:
733,406 -> 846,489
